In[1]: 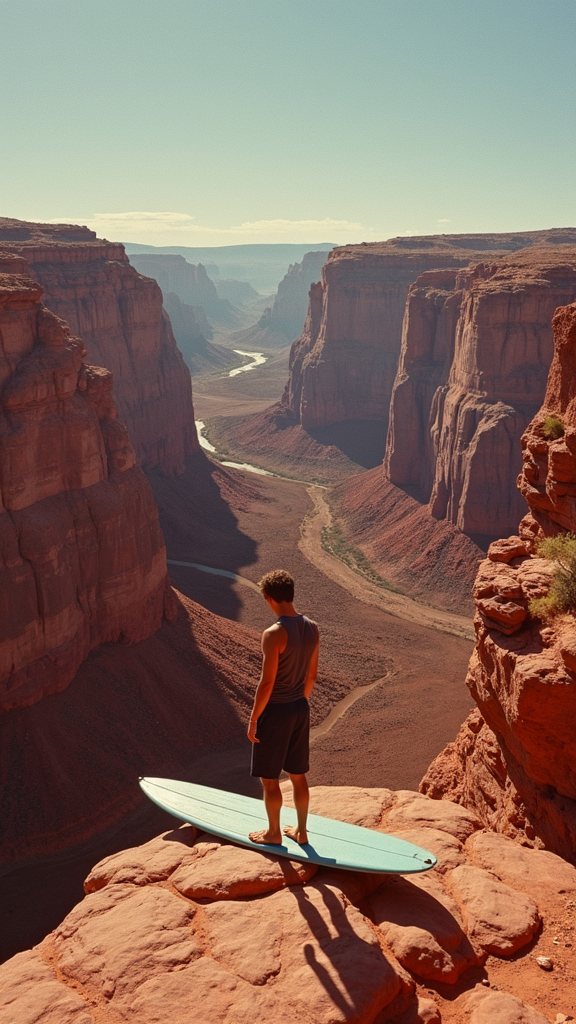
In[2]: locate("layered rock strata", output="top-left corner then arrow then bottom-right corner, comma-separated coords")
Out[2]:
283,229 -> 576,432
386,249 -> 576,539
0,262 -> 171,711
128,252 -> 228,320
0,219 -> 198,474
3,784 -> 573,1023
422,302 -> 576,859
258,249 -> 330,342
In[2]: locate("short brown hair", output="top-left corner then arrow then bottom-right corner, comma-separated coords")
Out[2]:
258,569 -> 295,603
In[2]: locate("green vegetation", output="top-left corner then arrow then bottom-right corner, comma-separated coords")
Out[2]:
529,533 -> 576,619
542,414 -> 565,440
321,519 -> 402,594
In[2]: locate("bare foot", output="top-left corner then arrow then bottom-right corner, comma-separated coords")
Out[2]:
283,825 -> 308,845
249,829 -> 282,845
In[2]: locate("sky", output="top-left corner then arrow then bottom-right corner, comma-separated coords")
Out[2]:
1,0 -> 575,247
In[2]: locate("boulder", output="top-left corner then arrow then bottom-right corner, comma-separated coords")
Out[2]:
458,985 -> 551,1023
447,863 -> 540,955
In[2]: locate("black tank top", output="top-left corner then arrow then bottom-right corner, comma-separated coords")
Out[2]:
269,615 -> 318,703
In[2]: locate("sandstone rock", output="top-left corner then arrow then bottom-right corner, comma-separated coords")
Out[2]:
0,272 -> 170,710
47,876 -> 409,1024
383,790 -> 482,842
171,837 -> 317,899
458,985 -> 551,1023
84,825 -> 199,892
447,863 -> 540,955
488,537 -> 529,562
284,232 -> 576,435
54,883 -> 202,1002
466,831 -> 576,903
396,996 -> 441,1024
281,780 -> 394,827
0,218 -> 198,474
3,782 -> 575,1022
0,949 -> 95,1024
388,826 -> 466,873
387,249 -> 576,539
369,871 -> 479,983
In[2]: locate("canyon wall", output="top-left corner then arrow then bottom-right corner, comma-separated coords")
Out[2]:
421,301 -> 576,859
386,249 -> 576,539
0,258 -> 172,712
128,252 -> 228,320
258,249 -> 330,343
284,230 -> 576,433
0,219 -> 198,474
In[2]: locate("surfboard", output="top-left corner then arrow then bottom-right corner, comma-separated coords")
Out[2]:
139,777 -> 437,874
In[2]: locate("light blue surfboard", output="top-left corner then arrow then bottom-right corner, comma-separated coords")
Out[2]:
139,777 -> 437,874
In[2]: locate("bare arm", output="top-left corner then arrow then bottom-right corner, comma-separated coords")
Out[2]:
303,632 -> 319,699
247,625 -> 285,743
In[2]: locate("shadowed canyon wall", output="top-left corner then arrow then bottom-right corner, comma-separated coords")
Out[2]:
0,258 -> 172,712
421,302 -> 576,860
0,219 -> 198,474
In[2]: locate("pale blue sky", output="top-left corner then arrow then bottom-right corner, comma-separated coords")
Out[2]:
1,0 -> 575,245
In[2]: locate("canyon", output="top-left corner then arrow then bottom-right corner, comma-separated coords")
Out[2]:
3,218 -> 576,1022
208,231 -> 576,609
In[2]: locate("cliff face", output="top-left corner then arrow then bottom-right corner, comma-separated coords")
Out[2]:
128,252 -> 226,319
386,250 -> 576,539
0,260 -> 172,711
258,249 -> 330,343
421,302 -> 576,859
0,219 -> 198,475
282,230 -> 576,432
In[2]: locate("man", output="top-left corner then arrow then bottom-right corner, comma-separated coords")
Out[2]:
247,569 -> 319,846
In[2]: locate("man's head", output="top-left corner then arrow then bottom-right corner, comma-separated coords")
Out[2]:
258,569 -> 295,605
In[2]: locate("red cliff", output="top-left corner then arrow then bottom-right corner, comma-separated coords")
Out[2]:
0,219 -> 199,474
386,249 -> 576,539
0,260 -> 171,712
283,230 -> 576,433
421,302 -> 576,860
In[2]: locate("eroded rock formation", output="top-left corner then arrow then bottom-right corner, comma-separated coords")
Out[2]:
421,302 -> 576,859
3,784 -> 573,1023
283,230 -> 576,433
258,249 -> 330,343
128,252 -> 228,321
0,260 -> 172,711
386,249 -> 576,539
0,219 -> 198,474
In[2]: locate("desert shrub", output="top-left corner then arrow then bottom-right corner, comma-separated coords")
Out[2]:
542,414 -> 565,440
529,533 -> 576,619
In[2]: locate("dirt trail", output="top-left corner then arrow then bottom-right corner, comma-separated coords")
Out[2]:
300,485 -> 475,642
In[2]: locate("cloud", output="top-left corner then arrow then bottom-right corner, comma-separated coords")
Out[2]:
49,212 -> 376,246
437,218 -> 451,224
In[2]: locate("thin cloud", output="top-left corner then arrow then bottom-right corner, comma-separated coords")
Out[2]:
437,218 -> 451,224
48,211 -> 375,246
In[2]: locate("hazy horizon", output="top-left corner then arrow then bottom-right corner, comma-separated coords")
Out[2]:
1,0 -> 575,246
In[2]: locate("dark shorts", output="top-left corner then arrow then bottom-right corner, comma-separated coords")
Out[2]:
250,697 -> 310,779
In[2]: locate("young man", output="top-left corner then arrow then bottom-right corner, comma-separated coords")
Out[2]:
247,569 -> 319,846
